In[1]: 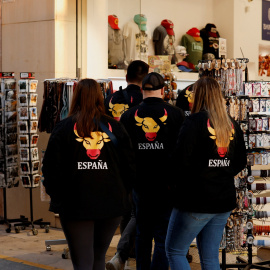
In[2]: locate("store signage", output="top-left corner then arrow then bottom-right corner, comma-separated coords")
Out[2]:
20,72 -> 35,79
262,0 -> 270,41
219,38 -> 227,58
0,72 -> 15,78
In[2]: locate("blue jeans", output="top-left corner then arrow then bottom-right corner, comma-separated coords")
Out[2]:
165,208 -> 230,270
133,190 -> 172,270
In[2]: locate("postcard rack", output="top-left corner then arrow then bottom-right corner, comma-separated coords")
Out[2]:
0,73 -> 30,233
14,73 -> 51,235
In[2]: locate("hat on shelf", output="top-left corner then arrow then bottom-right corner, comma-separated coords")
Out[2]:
134,14 -> 147,31
161,19 -> 174,36
205,23 -> 219,38
108,15 -> 120,30
176,61 -> 192,72
177,65 -> 192,72
142,72 -> 164,90
175,45 -> 189,56
186,27 -> 202,42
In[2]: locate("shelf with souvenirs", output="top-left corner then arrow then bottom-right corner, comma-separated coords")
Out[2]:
222,75 -> 270,268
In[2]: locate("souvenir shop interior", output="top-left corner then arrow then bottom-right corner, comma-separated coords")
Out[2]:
1,0 -> 270,267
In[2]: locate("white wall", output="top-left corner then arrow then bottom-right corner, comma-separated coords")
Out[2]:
233,0 -> 263,80
87,0 -> 108,79
88,0 -> 270,85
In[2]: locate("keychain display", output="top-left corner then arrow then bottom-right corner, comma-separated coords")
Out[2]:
220,76 -> 270,256
198,58 -> 246,96
252,225 -> 270,235
163,73 -> 177,105
244,82 -> 270,97
226,96 -> 249,121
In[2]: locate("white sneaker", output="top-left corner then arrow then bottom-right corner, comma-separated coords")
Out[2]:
105,253 -> 125,270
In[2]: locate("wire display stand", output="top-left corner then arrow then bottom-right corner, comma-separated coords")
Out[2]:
0,187 -> 29,233
0,72 -> 31,233
16,72 -> 51,235
222,82 -> 270,268
1,72 -> 51,235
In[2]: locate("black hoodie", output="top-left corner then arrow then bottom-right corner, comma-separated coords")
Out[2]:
171,111 -> 247,213
42,115 -> 136,220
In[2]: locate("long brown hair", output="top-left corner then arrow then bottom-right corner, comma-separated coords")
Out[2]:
191,76 -> 232,149
68,78 -> 105,137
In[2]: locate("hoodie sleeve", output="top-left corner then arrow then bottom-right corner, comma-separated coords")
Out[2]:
117,122 -> 136,192
42,122 -> 67,202
170,117 -> 198,184
231,120 -> 247,175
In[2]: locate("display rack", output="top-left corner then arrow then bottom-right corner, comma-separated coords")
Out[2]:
0,72 -> 30,233
14,73 -> 50,235
38,78 -> 77,133
220,79 -> 270,269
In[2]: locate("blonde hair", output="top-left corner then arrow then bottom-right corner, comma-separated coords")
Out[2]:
191,77 -> 232,149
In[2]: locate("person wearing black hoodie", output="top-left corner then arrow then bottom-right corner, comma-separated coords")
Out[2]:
165,76 -> 247,270
121,72 -> 185,270
43,79 -> 135,270
104,60 -> 149,121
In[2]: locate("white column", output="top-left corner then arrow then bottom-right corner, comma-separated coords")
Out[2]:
87,0 -> 108,79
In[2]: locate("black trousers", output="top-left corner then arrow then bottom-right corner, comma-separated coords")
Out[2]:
117,206 -> 136,262
60,215 -> 121,270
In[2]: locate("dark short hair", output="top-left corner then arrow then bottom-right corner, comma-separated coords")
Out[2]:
126,60 -> 149,84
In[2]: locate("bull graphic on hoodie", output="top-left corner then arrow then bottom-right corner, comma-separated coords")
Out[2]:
135,109 -> 167,141
108,97 -> 133,121
74,123 -> 111,160
207,119 -> 234,158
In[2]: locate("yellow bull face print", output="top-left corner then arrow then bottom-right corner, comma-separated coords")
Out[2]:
74,123 -> 111,159
184,89 -> 194,110
109,98 -> 130,121
207,119 -> 234,157
135,109 -> 167,141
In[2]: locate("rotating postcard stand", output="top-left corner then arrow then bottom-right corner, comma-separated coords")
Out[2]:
14,73 -> 50,235
0,73 -> 30,232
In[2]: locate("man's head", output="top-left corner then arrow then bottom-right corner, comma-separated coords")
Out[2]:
126,60 -> 149,86
142,72 -> 165,99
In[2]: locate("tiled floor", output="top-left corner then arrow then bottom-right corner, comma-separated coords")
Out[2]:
0,223 -> 269,270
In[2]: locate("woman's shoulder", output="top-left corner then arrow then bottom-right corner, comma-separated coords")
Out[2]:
187,111 -> 208,122
51,116 -> 74,134
101,115 -> 125,130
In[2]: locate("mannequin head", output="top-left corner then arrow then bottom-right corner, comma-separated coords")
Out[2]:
134,14 -> 147,31
108,15 -> 120,30
161,19 -> 174,36
175,46 -> 188,63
